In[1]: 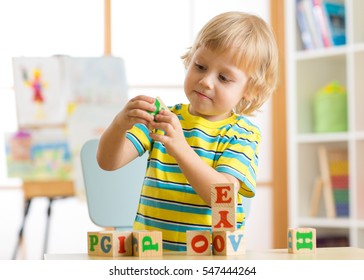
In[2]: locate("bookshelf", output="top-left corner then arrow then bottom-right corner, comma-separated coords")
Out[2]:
286,0 -> 364,248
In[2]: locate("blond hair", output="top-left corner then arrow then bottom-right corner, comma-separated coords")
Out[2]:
182,11 -> 278,115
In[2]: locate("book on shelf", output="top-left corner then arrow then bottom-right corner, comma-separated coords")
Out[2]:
322,1 -> 346,46
310,146 -> 349,218
296,0 -> 323,49
296,0 -> 346,50
296,0 -> 315,49
328,149 -> 349,216
312,0 -> 332,47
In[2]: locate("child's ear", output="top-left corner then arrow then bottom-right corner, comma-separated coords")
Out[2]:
243,83 -> 257,101
242,91 -> 253,102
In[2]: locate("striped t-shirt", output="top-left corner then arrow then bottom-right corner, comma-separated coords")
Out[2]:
126,103 -> 261,251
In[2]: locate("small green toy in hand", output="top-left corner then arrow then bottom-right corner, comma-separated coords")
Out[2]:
149,96 -> 169,117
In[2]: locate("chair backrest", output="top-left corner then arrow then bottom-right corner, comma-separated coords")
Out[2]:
80,139 -> 147,230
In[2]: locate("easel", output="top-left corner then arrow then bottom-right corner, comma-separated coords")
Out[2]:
11,125 -> 75,260
12,180 -> 75,260
309,146 -> 336,218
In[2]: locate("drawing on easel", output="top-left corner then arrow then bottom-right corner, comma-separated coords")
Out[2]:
5,128 -> 73,181
63,56 -> 128,106
23,68 -> 47,120
12,57 -> 68,127
9,56 -> 128,189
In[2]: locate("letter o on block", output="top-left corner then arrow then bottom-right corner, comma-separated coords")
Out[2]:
192,235 -> 209,253
186,230 -> 211,256
213,234 -> 225,253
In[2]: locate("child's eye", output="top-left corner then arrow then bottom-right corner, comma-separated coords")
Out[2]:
194,63 -> 206,71
219,74 -> 231,83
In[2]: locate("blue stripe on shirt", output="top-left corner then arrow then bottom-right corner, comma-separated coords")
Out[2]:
139,195 -> 211,215
144,177 -> 196,194
135,214 -> 212,232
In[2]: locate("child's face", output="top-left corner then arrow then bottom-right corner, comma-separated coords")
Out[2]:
184,46 -> 248,121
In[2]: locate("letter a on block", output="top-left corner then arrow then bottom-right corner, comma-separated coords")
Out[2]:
212,208 -> 236,231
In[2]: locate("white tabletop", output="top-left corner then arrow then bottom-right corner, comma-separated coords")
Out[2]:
45,247 -> 364,260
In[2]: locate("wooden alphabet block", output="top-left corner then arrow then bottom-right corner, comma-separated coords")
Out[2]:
212,230 -> 245,256
212,208 -> 236,232
132,231 -> 163,257
100,231 -> 133,257
88,231 -> 101,256
87,231 -> 133,257
288,228 -> 316,254
211,183 -> 237,232
211,183 -> 237,208
186,230 -> 211,256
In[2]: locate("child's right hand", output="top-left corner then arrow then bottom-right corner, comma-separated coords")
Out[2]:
114,95 -> 156,132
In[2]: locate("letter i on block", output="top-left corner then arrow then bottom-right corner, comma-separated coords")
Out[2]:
88,231 -> 133,257
186,230 -> 211,256
132,231 -> 163,257
288,228 -> 316,254
211,183 -> 237,231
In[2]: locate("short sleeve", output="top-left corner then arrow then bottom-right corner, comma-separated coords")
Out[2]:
215,127 -> 261,198
126,124 -> 153,156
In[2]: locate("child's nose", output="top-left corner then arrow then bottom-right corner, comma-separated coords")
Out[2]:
199,73 -> 214,89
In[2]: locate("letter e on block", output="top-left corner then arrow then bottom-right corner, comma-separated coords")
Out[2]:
133,231 -> 163,257
211,183 -> 236,208
186,230 -> 211,256
288,228 -> 316,254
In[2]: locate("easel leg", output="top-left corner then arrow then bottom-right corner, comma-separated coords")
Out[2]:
12,199 -> 32,260
43,198 -> 53,259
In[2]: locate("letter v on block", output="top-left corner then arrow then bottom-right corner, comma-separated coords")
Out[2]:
212,231 -> 245,256
228,232 -> 244,252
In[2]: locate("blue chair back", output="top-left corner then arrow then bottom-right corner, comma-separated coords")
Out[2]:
80,139 -> 147,230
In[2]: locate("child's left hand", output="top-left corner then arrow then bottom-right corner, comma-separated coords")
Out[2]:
149,110 -> 188,158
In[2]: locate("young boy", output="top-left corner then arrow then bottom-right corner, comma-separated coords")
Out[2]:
97,11 -> 278,251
